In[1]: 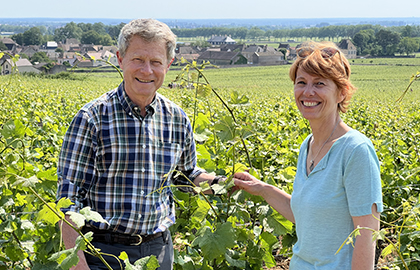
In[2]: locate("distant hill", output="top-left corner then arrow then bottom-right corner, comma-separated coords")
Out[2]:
1,17 -> 420,29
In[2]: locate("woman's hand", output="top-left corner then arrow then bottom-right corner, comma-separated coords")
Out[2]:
233,171 -> 295,223
233,172 -> 267,197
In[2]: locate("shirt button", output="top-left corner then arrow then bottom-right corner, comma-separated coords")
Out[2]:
142,144 -> 146,148
141,168 -> 145,173
140,190 -> 145,196
128,112 -> 132,116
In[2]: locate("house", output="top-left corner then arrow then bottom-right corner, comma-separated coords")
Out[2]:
288,47 -> 297,60
174,45 -> 200,63
220,44 -> 244,52
82,50 -> 118,67
19,45 -> 39,58
45,41 -> 58,50
252,50 -> 285,65
338,39 -> 357,59
241,44 -> 264,64
57,52 -> 78,66
197,50 -> 246,66
65,38 -> 80,45
278,43 -> 291,58
102,45 -> 118,54
0,38 -> 18,51
39,63 -> 67,75
1,58 -> 40,75
80,44 -> 100,54
207,35 -> 236,46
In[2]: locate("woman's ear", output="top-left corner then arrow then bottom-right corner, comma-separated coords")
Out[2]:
338,87 -> 347,104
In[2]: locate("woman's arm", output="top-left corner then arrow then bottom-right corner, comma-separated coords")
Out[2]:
351,204 -> 380,270
233,172 -> 295,223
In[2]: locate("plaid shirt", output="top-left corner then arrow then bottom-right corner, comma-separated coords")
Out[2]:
57,83 -> 204,235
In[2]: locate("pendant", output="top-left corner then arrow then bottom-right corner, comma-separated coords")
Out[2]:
309,160 -> 315,171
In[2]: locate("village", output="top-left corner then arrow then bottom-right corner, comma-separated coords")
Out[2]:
0,35 -> 357,75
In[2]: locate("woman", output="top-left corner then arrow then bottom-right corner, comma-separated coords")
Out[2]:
234,41 -> 383,269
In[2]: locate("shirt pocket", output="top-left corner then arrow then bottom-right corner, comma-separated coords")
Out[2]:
149,141 -> 182,188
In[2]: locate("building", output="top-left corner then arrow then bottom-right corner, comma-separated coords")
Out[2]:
207,36 -> 236,46
337,39 -> 357,59
0,38 -> 18,51
197,50 -> 246,66
1,58 -> 40,75
252,50 -> 285,65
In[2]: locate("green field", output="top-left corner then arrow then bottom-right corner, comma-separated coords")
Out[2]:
1,60 -> 419,269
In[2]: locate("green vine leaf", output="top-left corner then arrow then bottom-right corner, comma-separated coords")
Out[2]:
193,222 -> 236,261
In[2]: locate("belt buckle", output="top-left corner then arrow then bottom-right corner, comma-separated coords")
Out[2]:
131,234 -> 143,246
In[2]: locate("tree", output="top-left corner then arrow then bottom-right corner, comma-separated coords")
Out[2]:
55,47 -> 64,57
398,37 -> 420,55
81,30 -> 101,44
107,23 -> 126,40
233,27 -> 248,40
54,22 -> 82,42
21,27 -> 43,45
401,25 -> 413,38
376,29 -> 401,56
100,34 -> 113,46
11,33 -> 24,45
0,41 -> 7,51
92,22 -> 107,35
30,51 -> 51,64
352,29 -> 375,55
247,27 -> 265,41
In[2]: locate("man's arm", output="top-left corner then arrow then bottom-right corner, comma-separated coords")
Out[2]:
60,215 -> 90,270
193,172 -> 222,194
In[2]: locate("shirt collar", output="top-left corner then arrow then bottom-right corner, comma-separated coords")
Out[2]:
117,82 -> 156,118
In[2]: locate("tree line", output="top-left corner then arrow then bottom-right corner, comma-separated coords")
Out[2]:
3,22 -> 125,47
2,22 -> 420,56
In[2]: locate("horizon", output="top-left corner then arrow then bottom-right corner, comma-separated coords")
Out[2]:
2,17 -> 420,29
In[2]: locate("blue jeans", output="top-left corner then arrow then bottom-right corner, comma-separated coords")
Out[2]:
85,230 -> 173,270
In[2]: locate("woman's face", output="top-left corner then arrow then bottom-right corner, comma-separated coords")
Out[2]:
294,68 -> 344,122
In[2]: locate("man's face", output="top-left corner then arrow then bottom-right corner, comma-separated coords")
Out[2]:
117,35 -> 172,108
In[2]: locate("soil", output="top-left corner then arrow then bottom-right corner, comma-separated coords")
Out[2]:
265,255 -> 290,270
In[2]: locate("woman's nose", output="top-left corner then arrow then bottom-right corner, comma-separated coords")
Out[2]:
303,85 -> 315,96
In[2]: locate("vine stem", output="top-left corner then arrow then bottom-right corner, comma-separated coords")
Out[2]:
27,186 -> 113,270
189,64 -> 253,168
337,226 -> 409,270
148,171 -> 223,224
0,215 -> 34,267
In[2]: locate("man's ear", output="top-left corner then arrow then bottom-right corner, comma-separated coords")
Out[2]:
116,51 -> 123,70
167,58 -> 174,71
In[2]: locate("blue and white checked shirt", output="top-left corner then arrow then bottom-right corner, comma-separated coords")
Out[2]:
57,82 -> 204,235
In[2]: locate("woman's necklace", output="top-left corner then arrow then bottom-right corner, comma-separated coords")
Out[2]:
309,118 -> 341,172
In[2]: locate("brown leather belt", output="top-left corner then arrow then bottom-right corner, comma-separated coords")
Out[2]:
82,226 -> 163,246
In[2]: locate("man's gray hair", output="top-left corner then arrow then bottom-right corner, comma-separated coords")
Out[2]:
117,18 -> 177,62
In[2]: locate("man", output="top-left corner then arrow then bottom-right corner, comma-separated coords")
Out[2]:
57,18 -> 222,270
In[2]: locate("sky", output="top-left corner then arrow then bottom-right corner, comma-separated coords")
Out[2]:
2,0 -> 420,20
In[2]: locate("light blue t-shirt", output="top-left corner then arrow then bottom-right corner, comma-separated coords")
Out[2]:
290,129 -> 383,269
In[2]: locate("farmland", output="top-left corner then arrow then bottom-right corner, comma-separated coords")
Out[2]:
0,59 -> 419,269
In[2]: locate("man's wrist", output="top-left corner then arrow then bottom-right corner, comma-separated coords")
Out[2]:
211,175 -> 226,185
